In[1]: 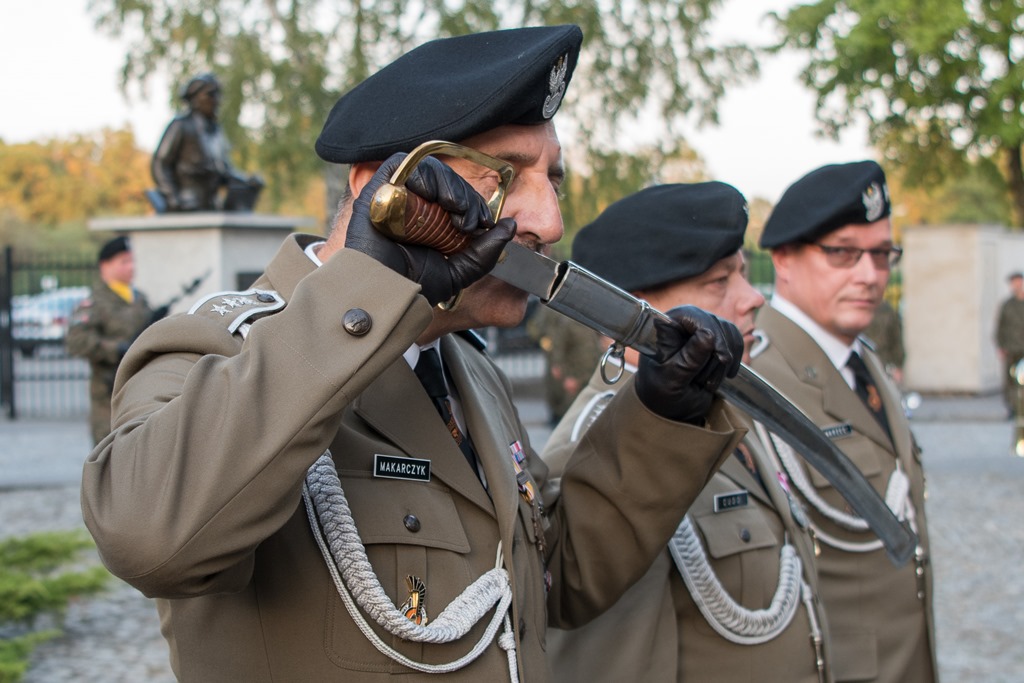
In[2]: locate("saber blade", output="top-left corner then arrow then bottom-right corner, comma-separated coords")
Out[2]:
492,243 -> 916,566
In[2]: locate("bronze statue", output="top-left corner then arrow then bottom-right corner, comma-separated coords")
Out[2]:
149,73 -> 264,213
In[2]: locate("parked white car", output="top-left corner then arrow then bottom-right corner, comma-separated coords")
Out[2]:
11,286 -> 91,356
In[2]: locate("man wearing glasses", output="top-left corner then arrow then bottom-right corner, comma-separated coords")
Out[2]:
750,161 -> 937,683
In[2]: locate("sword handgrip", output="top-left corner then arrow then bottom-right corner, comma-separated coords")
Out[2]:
368,141 -> 515,256
370,184 -> 471,255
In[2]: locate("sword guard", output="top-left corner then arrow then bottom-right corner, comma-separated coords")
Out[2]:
369,141 -> 515,255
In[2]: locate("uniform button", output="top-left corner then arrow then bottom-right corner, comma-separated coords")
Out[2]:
256,291 -> 276,303
403,514 -> 421,532
343,308 -> 372,336
740,528 -> 751,542
519,617 -> 527,639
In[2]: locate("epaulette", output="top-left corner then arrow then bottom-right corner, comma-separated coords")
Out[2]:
188,289 -> 286,334
749,328 -> 770,359
857,334 -> 877,352
457,329 -> 488,353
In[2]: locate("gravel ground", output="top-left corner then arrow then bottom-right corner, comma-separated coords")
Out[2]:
2,394 -> 1022,682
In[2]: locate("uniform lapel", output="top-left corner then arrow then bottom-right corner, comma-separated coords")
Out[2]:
441,336 -> 520,553
760,305 -> 894,453
720,409 -> 776,509
717,453 -> 774,509
862,348 -> 913,458
353,358 -> 495,517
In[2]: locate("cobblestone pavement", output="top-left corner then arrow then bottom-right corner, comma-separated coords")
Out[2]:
2,394 -> 1022,681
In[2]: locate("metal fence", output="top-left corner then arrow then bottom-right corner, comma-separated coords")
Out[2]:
0,246 -> 898,420
1,247 -> 94,419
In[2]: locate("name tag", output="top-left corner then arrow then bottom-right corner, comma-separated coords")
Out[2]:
713,490 -> 749,513
373,454 -> 431,482
822,422 -> 853,440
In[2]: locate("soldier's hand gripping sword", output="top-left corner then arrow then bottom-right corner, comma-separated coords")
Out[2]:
370,141 -> 918,567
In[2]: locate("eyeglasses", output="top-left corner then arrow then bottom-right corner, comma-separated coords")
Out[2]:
811,243 -> 903,269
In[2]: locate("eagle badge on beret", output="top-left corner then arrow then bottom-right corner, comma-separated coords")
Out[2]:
862,181 -> 886,222
542,54 -> 569,119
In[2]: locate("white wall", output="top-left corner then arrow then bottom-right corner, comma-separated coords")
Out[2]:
903,225 -> 1024,393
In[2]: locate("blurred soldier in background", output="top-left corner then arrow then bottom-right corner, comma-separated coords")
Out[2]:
526,304 -> 603,425
67,237 -> 156,445
995,272 -> 1024,418
863,299 -> 905,385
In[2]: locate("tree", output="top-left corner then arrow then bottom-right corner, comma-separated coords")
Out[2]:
0,130 -> 151,226
772,0 -> 1024,226
88,0 -> 756,210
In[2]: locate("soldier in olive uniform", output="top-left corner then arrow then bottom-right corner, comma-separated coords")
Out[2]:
995,272 -> 1024,416
66,237 -> 154,445
543,183 -> 834,683
751,161 -> 937,683
526,304 -> 603,424
80,27 -> 746,682
863,299 -> 905,385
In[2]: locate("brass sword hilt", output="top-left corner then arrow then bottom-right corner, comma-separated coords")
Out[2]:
369,141 -> 515,255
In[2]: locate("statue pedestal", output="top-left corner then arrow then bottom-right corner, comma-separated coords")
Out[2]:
88,213 -> 317,314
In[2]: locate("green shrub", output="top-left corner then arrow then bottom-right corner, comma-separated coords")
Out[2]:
0,531 -> 110,683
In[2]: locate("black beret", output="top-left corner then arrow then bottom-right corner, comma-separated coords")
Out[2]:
760,160 -> 890,249
315,25 -> 583,164
571,182 -> 748,293
98,236 -> 130,263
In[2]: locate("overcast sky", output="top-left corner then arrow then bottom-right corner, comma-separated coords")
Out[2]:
0,0 -> 873,203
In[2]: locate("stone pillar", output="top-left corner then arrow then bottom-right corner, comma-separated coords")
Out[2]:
88,213 -> 317,314
903,224 -> 1024,393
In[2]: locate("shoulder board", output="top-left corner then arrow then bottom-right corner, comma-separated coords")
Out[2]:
749,328 -> 770,359
457,329 -> 488,353
188,288 -> 286,334
857,335 -> 877,352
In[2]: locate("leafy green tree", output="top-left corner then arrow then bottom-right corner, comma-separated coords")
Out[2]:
557,142 -> 708,253
772,0 -> 1024,226
88,0 -> 756,211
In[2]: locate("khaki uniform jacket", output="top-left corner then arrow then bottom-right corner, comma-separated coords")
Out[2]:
750,304 -> 937,683
80,235 -> 742,682
66,277 -> 153,444
542,367 -> 832,682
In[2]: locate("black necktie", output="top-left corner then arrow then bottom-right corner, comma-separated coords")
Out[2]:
414,348 -> 480,475
846,351 -> 893,442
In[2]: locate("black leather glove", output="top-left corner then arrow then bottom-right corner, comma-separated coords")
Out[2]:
347,153 -> 516,305
635,305 -> 743,425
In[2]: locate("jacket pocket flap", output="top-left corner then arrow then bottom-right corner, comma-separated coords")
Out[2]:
694,508 -> 778,559
337,471 -> 471,553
